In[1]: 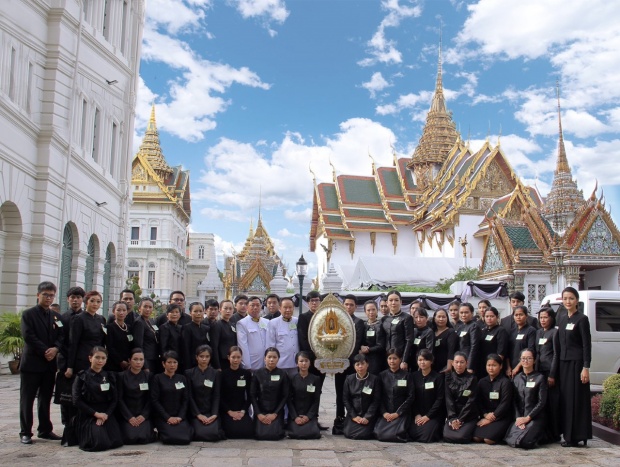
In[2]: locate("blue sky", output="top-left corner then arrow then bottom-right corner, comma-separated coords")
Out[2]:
135,0 -> 620,279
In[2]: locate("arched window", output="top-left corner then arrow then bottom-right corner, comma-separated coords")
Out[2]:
102,243 -> 114,318
59,224 -> 74,309
198,245 -> 204,259
84,235 -> 97,291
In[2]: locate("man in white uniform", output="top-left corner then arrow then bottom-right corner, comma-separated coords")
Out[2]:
267,297 -> 299,378
236,296 -> 268,371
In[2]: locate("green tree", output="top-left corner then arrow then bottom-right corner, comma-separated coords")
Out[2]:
433,267 -> 480,294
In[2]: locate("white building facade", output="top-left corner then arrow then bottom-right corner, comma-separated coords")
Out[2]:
0,0 -> 144,314
187,232 -> 224,304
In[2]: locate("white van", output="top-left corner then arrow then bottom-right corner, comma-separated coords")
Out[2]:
541,290 -> 620,391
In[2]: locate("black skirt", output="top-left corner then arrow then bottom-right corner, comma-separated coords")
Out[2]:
343,416 -> 375,440
287,418 -> 321,439
473,418 -> 512,443
119,418 -> 156,445
504,418 -> 546,449
373,415 -> 409,442
155,419 -> 193,445
191,417 -> 224,441
409,417 -> 443,443
559,360 -> 592,443
443,419 -> 477,444
221,412 -> 254,439
254,414 -> 285,440
75,403 -> 123,452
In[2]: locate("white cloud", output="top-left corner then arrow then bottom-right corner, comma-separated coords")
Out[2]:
146,0 -> 210,34
137,23 -> 270,142
284,208 -> 312,222
362,72 -> 391,98
213,234 -> 245,269
277,228 -> 302,238
358,0 -> 422,67
230,0 -> 289,34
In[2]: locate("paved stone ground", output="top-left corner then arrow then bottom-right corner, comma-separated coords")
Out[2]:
0,374 -> 618,466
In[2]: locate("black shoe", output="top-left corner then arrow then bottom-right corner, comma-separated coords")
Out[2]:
318,423 -> 329,431
561,441 -> 578,448
20,435 -> 33,445
38,432 -> 62,441
332,416 -> 344,435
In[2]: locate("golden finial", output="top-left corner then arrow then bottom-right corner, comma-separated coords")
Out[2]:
309,163 -> 317,184
329,157 -> 337,182
497,124 -> 502,147
368,150 -> 376,175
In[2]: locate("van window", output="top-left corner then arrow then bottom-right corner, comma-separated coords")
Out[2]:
596,302 -> 620,332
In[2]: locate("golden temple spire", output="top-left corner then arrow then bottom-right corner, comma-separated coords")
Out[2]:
555,82 -> 570,174
137,103 -> 173,181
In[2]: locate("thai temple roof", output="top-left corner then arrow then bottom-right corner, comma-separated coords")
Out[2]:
131,104 -> 191,221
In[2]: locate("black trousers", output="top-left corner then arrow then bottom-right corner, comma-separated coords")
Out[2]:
334,366 -> 354,418
20,369 -> 55,437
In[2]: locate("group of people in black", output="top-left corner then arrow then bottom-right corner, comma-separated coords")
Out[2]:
19,281 -> 591,452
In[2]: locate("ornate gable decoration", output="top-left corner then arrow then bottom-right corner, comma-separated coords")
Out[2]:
577,215 -> 620,255
482,237 -> 505,273
132,163 -> 148,182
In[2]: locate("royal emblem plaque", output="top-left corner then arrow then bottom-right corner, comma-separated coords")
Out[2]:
308,293 -> 355,374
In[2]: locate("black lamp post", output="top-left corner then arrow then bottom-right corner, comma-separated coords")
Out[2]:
296,254 -> 308,316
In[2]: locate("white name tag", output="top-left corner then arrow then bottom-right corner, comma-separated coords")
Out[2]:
366,330 -> 375,337
139,383 -> 149,391
462,389 -> 471,397
435,339 -> 441,347
526,381 -> 536,388
289,322 -> 297,330
55,321 -> 63,328
414,338 -> 421,345
362,386 -> 373,395
538,338 -> 547,345
237,379 -> 246,387
566,323 -> 575,331
102,326 -> 107,334
307,384 -> 316,393
100,383 -> 110,391
204,379 -> 213,388
489,391 -> 499,400
127,334 -> 134,342
425,382 -> 434,390
516,334 -> 524,340
152,325 -> 159,331
175,382 -> 185,389
397,379 -> 407,387
459,331 -> 467,337
271,375 -> 280,382
485,335 -> 494,341
392,318 -> 400,325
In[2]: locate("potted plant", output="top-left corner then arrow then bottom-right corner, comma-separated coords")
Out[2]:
592,374 -> 620,445
0,311 -> 24,374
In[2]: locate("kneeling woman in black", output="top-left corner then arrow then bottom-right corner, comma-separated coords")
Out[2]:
251,347 -> 289,440
186,344 -> 223,441
72,346 -> 123,451
443,351 -> 478,444
116,348 -> 156,444
151,351 -> 193,444
504,348 -> 548,449
410,349 -> 445,442
374,348 -> 413,442
287,351 -> 321,439
473,354 -> 513,444
220,346 -> 254,438
343,354 -> 382,440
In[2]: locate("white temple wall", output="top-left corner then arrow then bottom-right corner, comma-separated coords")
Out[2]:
584,267 -> 620,291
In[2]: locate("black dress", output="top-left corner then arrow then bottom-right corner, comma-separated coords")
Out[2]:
151,373 -> 193,444
72,369 -> 123,451
105,321 -> 134,372
133,316 -> 160,373
507,324 -> 537,374
219,367 -> 254,438
287,372 -> 321,439
432,328 -> 457,373
409,325 -> 434,370
185,366 -> 223,441
342,373 -> 381,440
69,312 -> 106,373
454,320 -> 481,373
374,369 -> 414,442
362,320 -> 386,375
477,324 -> 509,378
409,370 -> 445,442
159,321 -> 182,359
504,371 -> 547,449
536,327 -> 560,442
443,371 -> 478,443
116,369 -> 156,444
251,367 -> 289,440
382,312 -> 415,365
474,374 -> 513,442
554,310 -> 592,444
182,322 -> 211,370
210,319 -> 237,370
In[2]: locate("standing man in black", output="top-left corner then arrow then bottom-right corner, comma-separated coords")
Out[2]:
19,281 -> 64,444
107,288 -> 137,326
500,291 -> 539,332
156,290 -> 191,327
333,294 -> 364,434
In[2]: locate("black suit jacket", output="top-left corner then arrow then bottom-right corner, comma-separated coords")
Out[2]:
20,305 -> 64,373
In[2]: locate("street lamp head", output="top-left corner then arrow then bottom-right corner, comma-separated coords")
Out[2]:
296,254 -> 308,278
